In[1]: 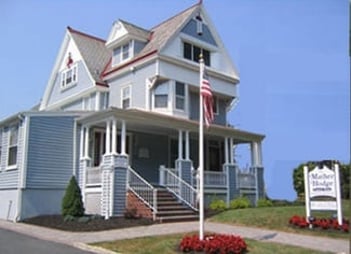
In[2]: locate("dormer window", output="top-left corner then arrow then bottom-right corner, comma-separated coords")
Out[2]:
183,42 -> 211,66
61,64 -> 78,89
112,41 -> 132,66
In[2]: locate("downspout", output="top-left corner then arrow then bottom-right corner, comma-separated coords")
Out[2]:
15,114 -> 29,222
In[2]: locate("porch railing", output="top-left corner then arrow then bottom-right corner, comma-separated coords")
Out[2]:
127,167 -> 157,220
238,172 -> 256,189
86,167 -> 102,185
159,166 -> 198,211
204,171 -> 227,187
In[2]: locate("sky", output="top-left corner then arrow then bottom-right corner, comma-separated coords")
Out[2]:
0,0 -> 349,200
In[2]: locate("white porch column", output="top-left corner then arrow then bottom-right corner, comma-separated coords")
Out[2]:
178,130 -> 183,160
80,127 -> 84,159
185,130 -> 190,160
111,118 -> 117,155
84,126 -> 90,158
121,120 -> 126,155
105,120 -> 111,155
230,138 -> 234,164
250,142 -> 260,167
256,141 -> 263,166
95,91 -> 101,111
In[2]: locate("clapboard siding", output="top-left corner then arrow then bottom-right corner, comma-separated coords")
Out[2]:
26,116 -> 75,188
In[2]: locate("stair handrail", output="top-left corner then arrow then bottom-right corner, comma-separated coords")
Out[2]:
127,167 -> 157,220
160,167 -> 198,211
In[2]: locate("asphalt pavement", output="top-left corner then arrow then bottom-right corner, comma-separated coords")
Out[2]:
0,219 -> 349,254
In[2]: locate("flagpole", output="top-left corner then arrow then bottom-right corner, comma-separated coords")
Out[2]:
199,56 -> 205,241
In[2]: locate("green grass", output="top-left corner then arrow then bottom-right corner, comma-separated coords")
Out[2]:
93,234 -> 333,254
209,200 -> 350,239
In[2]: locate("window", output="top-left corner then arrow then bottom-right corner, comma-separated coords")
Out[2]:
175,82 -> 185,110
100,92 -> 109,110
183,42 -> 211,66
8,125 -> 18,167
112,41 -> 131,66
154,81 -> 169,108
61,64 -> 78,88
122,86 -> 131,109
213,96 -> 219,115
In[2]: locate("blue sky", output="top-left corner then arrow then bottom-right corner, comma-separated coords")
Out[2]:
0,0 -> 349,200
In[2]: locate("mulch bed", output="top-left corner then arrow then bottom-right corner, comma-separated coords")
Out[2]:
22,215 -> 154,232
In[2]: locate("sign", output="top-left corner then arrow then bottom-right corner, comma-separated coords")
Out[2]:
304,163 -> 343,226
308,166 -> 336,198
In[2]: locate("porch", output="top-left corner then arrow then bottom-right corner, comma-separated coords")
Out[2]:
76,108 -> 264,219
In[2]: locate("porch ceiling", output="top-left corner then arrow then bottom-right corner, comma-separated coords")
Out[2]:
76,107 -> 265,143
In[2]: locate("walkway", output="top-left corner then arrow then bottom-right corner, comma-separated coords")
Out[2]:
0,219 -> 348,254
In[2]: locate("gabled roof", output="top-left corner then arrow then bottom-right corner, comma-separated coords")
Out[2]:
119,19 -> 151,41
68,27 -> 111,85
102,2 -> 200,78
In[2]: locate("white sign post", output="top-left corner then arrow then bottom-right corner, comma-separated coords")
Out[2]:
304,163 -> 343,226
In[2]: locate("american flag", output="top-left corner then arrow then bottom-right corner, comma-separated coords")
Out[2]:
200,65 -> 214,127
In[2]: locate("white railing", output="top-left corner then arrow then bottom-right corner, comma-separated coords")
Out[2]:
204,171 -> 227,187
86,167 -> 102,185
127,167 -> 157,220
159,166 -> 198,211
238,173 -> 256,189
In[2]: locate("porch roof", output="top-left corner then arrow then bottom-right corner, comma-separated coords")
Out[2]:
76,107 -> 265,143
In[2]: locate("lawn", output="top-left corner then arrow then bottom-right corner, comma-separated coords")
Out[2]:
93,233 -> 333,254
209,200 -> 350,239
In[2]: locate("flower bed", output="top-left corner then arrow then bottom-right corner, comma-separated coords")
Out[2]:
179,234 -> 247,254
289,215 -> 349,233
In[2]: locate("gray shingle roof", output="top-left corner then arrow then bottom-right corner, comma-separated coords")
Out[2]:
68,27 -> 111,85
119,19 -> 151,41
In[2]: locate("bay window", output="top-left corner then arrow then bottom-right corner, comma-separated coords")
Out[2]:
175,82 -> 185,110
154,81 -> 169,108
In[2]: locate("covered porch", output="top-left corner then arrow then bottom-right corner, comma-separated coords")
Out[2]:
76,108 -> 264,219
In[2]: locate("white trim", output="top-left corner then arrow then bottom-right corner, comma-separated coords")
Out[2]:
112,119 -> 117,155
73,121 -> 77,176
19,117 -> 30,189
121,120 -> 126,155
6,125 -> 18,169
95,91 -> 101,111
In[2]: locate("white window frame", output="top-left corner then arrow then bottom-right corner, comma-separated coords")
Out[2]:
153,81 -> 169,109
61,63 -> 78,89
100,92 -> 109,110
7,125 -> 18,170
112,41 -> 132,66
175,81 -> 186,111
183,41 -> 211,66
121,85 -> 131,109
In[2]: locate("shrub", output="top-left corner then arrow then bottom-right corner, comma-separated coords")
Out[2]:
229,196 -> 250,209
209,199 -> 227,212
62,176 -> 85,217
257,198 -> 273,208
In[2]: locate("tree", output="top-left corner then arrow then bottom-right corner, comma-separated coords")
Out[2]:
293,160 -> 350,200
62,176 -> 85,217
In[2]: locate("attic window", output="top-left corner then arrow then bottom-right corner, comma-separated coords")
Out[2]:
183,42 -> 210,66
112,41 -> 132,66
61,63 -> 78,89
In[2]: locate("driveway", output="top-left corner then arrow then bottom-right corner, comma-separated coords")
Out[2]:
0,228 -> 94,254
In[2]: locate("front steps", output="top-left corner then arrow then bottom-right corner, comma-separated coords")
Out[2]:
155,188 -> 198,223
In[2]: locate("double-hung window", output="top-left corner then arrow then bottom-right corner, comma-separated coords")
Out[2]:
175,82 -> 185,111
154,81 -> 169,108
183,42 -> 211,66
61,64 -> 78,89
8,125 -> 18,168
112,41 -> 131,66
122,86 -> 131,109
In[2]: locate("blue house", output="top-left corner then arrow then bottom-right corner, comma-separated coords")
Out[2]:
0,2 -> 265,222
